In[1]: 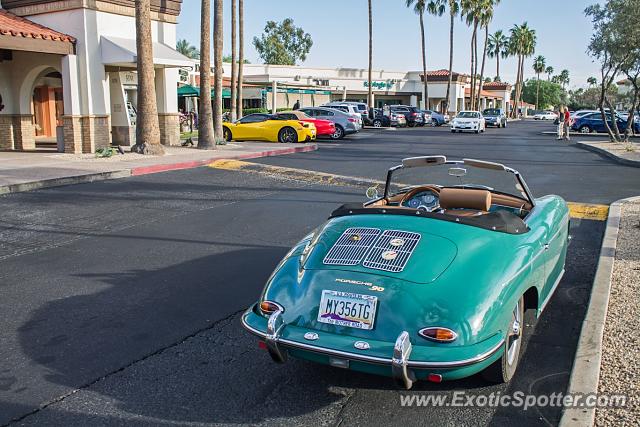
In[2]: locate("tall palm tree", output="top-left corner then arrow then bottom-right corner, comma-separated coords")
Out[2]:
559,69 -> 570,90
230,0 -> 237,122
367,0 -> 373,109
475,0 -> 499,110
461,0 -> 481,110
213,0 -> 224,141
545,65 -> 554,81
443,0 -> 460,114
509,22 -> 536,118
532,55 -> 546,109
406,0 -> 427,109
176,39 -> 200,59
134,0 -> 163,154
198,0 -> 215,149
487,30 -> 508,81
236,0 -> 244,119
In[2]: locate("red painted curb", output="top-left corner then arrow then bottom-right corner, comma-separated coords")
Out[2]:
130,144 -> 317,176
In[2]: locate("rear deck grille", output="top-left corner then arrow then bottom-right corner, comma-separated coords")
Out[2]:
362,230 -> 421,273
323,227 -> 381,266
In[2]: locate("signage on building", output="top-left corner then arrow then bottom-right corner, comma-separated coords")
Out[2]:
364,81 -> 393,90
120,71 -> 138,86
265,87 -> 332,95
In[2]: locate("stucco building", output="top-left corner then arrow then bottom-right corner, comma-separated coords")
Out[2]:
0,0 -> 189,153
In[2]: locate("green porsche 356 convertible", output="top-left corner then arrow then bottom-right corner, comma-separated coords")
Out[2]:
242,156 -> 569,388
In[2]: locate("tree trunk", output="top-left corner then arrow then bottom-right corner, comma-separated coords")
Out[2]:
472,20 -> 479,110
476,24 -> 488,111
604,97 -> 623,141
197,0 -> 215,149
367,0 -> 373,109
443,11 -> 455,114
536,73 -> 540,110
213,0 -> 224,141
230,0 -> 237,122
419,11 -> 428,110
623,79 -> 639,140
496,52 -> 500,82
133,0 -> 163,155
512,54 -> 522,118
469,22 -> 477,110
236,0 -> 244,119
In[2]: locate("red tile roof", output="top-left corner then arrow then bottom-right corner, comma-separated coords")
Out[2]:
464,88 -> 504,98
426,69 -> 467,77
482,81 -> 511,89
0,9 -> 75,43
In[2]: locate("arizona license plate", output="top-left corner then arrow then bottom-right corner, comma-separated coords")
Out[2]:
317,290 -> 377,330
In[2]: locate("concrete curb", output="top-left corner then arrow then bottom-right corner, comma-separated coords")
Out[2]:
559,195 -> 640,427
573,141 -> 640,168
0,144 -> 318,195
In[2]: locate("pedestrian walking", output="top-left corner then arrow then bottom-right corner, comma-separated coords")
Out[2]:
293,100 -> 300,110
557,106 -> 565,140
563,108 -> 571,141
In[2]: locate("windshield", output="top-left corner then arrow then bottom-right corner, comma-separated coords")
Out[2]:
483,109 -> 500,116
457,112 -> 479,119
387,162 -> 529,202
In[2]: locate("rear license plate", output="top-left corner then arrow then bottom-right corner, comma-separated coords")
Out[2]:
317,290 -> 377,330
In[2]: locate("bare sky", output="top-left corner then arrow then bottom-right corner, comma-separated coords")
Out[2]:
177,0 -> 602,89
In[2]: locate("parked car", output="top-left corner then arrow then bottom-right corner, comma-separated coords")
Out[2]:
222,113 -> 316,143
482,108 -> 507,128
299,107 -> 360,140
242,155 -> 568,388
390,105 -> 425,127
325,101 -> 369,124
533,111 -> 557,120
275,111 -> 336,138
571,111 -> 640,134
450,111 -> 486,133
423,110 -> 448,126
367,109 -> 407,128
321,103 -> 363,127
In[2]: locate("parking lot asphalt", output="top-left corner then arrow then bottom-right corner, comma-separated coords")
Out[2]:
0,120 -> 618,426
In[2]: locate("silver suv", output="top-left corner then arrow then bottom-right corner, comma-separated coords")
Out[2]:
299,107 -> 360,140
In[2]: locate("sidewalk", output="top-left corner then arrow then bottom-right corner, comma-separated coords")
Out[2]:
574,140 -> 640,167
596,199 -> 640,425
0,142 -> 317,194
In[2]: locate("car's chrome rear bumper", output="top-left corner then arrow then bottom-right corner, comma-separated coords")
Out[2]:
242,309 -> 504,389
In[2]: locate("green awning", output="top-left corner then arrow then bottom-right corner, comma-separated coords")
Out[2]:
178,85 -> 232,98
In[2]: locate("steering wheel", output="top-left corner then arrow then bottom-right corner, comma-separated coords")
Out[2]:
399,185 -> 441,212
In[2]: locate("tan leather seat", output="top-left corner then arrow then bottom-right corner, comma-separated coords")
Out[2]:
439,188 -> 492,216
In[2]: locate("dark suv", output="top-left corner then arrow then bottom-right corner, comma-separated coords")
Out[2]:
389,105 -> 425,127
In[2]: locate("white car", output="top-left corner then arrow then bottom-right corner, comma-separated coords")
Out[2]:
450,111 -> 486,133
533,111 -> 558,120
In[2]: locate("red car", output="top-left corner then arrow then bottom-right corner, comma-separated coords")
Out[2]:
276,111 -> 336,138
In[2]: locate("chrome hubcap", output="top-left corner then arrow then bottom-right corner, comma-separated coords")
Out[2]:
507,300 -> 522,365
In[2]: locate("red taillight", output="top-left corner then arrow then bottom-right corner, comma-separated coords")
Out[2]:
260,300 -> 284,315
418,327 -> 457,342
428,373 -> 443,383
411,112 -> 418,117
348,118 -> 357,122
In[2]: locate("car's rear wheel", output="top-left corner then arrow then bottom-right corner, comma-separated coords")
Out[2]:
408,122 -> 416,128
278,127 -> 298,143
222,127 -> 232,141
482,296 -> 524,383
330,124 -> 345,140
373,119 -> 383,128
432,118 -> 438,126
503,121 -> 507,128
579,125 -> 592,134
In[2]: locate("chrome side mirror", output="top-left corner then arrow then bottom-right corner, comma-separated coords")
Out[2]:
366,186 -> 379,200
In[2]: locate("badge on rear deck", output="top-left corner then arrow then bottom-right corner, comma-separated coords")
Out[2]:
349,234 -> 362,242
381,250 -> 398,261
389,238 -> 405,247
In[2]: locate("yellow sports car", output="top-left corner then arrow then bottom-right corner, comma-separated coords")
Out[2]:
222,113 -> 316,143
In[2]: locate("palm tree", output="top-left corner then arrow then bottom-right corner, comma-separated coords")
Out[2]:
134,0 -> 163,154
443,0 -> 460,114
532,55 -> 546,109
406,0 -> 429,110
230,0 -> 237,122
427,1 -> 446,109
587,76 -> 597,87
367,0 -> 373,110
487,30 -> 508,81
236,0 -> 244,119
176,39 -> 200,59
198,0 -> 215,149
213,0 -> 224,141
461,0 -> 481,110
545,65 -> 554,81
559,69 -> 570,90
475,0 -> 499,111
509,22 -> 536,118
